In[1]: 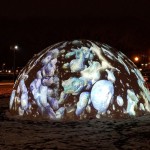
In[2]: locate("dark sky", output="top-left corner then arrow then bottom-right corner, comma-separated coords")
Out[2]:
0,0 -> 150,68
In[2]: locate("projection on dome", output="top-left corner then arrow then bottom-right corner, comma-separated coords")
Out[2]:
10,40 -> 150,120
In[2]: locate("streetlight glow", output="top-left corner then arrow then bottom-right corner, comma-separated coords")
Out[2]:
14,45 -> 19,50
134,56 -> 139,62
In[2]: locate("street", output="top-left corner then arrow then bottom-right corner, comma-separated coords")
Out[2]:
0,82 -> 13,95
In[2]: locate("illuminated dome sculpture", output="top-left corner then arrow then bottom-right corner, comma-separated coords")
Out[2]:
9,40 -> 150,120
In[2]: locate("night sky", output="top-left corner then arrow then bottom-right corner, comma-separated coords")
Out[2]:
0,0 -> 150,68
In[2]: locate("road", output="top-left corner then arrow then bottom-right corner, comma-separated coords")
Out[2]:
0,82 -> 14,95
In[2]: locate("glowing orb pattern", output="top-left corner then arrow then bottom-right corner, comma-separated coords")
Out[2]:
10,40 -> 150,120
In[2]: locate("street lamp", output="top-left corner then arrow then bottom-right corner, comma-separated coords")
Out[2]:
10,45 -> 19,82
134,56 -> 139,62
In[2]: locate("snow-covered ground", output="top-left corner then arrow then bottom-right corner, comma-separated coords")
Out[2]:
0,94 -> 150,149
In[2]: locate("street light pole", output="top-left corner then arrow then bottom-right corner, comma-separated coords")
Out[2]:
10,45 -> 19,83
13,49 -> 16,83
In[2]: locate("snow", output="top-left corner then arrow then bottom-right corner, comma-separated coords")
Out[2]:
0,95 -> 150,149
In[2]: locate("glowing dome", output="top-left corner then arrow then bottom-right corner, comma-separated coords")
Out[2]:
10,40 -> 150,120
